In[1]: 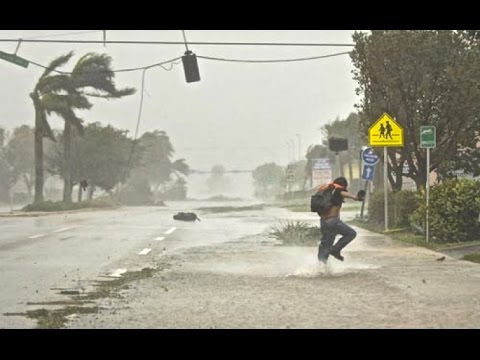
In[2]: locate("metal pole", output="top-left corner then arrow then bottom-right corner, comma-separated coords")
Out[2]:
384,147 -> 388,231
335,152 -> 341,178
9,190 -> 13,214
360,180 -> 369,220
426,148 -> 430,243
296,134 -> 302,161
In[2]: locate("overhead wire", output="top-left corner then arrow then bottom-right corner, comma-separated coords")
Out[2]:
0,38 -> 355,47
197,51 -> 352,63
0,33 -> 354,177
21,30 -> 103,40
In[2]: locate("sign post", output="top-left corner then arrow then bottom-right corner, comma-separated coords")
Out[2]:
420,126 -> 436,243
368,113 -> 404,231
360,148 -> 379,220
311,158 -> 332,189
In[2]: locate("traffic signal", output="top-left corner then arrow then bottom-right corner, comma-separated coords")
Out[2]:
328,137 -> 348,153
182,50 -> 201,83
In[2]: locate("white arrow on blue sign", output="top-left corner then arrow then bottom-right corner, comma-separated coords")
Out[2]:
362,164 -> 375,181
362,148 -> 380,166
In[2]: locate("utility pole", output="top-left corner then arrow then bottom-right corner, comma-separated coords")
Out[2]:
296,134 -> 302,162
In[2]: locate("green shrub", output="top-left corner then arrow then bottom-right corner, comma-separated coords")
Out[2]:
269,220 -> 320,246
411,179 -> 480,243
368,190 -> 419,228
461,253 -> 480,264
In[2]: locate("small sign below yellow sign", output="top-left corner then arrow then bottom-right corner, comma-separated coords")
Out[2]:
368,113 -> 404,147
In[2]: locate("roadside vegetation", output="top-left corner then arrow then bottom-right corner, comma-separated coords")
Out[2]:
22,198 -> 119,212
269,221 -> 320,246
196,204 -> 264,213
3,267 -> 157,328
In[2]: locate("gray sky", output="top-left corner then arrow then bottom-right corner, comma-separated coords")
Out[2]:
0,30 -> 360,173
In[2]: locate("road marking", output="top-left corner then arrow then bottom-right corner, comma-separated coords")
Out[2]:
28,234 -> 45,239
138,248 -> 152,255
155,236 -> 165,241
53,227 -> 75,233
109,268 -> 128,278
164,227 -> 176,235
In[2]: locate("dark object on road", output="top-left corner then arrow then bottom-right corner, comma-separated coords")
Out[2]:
173,212 -> 201,222
436,256 -> 446,261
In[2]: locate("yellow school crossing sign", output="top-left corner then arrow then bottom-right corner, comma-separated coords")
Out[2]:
368,113 -> 404,147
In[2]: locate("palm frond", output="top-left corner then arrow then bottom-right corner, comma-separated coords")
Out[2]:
172,159 -> 190,175
42,93 -> 92,112
72,53 -> 113,76
82,86 -> 136,98
40,51 -> 74,80
70,53 -> 135,98
36,74 -> 73,95
42,95 -> 85,135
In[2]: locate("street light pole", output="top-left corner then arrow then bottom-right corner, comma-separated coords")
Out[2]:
296,134 -> 302,161
290,139 -> 296,161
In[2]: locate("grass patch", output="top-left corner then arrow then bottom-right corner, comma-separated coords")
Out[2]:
269,221 -> 320,246
196,204 -> 264,213
281,204 -> 311,212
461,253 -> 480,264
3,267 -> 157,328
22,198 -> 119,212
277,199 -> 362,213
4,306 -> 99,329
205,195 -> 244,201
348,219 -> 441,250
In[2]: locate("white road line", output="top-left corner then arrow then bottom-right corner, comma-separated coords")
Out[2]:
109,268 -> 128,278
28,234 -> 45,239
53,226 -> 75,233
155,236 -> 165,241
164,227 -> 176,235
138,248 -> 152,256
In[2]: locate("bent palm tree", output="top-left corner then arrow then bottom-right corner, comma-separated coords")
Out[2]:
61,53 -> 135,203
31,52 -> 76,203
31,52 -> 135,204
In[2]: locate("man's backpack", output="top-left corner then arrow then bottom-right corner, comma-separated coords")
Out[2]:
310,183 -> 344,213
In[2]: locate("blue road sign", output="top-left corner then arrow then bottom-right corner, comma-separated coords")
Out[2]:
362,164 -> 375,181
362,148 -> 380,166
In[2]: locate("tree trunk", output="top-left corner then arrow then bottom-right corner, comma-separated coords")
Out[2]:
23,174 -> 33,201
31,94 -> 44,204
88,185 -> 95,200
78,183 -> 83,202
62,121 -> 73,203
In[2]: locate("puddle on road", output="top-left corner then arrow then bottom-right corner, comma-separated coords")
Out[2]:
182,243 -> 381,279
288,259 -> 381,278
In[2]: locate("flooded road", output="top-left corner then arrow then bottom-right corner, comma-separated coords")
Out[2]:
1,201 -> 480,328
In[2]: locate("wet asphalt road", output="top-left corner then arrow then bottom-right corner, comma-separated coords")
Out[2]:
2,202 -> 480,328
0,200 -> 276,328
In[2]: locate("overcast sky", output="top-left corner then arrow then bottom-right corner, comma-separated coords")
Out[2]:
0,30 -> 360,174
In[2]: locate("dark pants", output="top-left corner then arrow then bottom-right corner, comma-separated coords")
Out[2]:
318,217 -> 357,262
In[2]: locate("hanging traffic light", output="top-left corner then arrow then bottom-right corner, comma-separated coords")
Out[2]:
328,137 -> 348,153
182,50 -> 201,83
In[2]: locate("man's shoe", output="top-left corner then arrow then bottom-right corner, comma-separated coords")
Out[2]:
318,254 -> 328,264
329,250 -> 344,261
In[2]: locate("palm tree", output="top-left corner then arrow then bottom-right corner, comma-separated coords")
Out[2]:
61,53 -> 135,203
30,52 -> 77,203
31,52 -> 135,204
